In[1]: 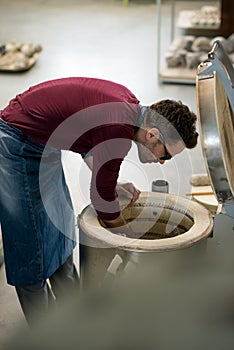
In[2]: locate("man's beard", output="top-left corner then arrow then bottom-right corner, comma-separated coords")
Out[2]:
136,142 -> 158,164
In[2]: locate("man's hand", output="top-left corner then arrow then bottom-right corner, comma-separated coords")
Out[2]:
99,214 -> 140,239
116,182 -> 141,205
98,183 -> 141,238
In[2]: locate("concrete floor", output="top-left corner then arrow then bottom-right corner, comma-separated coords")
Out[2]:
0,0 -> 213,346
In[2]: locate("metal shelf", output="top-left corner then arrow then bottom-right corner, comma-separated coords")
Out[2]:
157,0 -> 220,84
159,65 -> 196,84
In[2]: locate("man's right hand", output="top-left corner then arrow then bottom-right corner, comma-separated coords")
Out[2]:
99,214 -> 140,239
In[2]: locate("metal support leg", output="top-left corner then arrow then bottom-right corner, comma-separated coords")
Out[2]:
79,242 -> 117,289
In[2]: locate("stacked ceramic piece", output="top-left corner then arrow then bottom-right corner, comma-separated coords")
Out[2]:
0,41 -> 42,72
166,34 -> 234,69
190,6 -> 220,27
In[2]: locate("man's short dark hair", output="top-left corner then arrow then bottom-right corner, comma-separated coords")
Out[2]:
144,99 -> 198,149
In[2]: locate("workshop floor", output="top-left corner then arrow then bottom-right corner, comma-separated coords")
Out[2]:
0,0 -> 211,346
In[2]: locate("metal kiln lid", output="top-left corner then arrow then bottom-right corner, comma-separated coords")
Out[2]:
196,40 -> 234,217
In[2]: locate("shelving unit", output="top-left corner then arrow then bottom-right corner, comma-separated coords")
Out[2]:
157,0 -> 221,84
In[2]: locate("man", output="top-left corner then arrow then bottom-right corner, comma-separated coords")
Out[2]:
0,77 -> 198,325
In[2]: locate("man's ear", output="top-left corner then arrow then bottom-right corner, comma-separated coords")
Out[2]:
145,127 -> 160,141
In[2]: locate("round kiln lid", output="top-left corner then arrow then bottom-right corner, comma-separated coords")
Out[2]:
196,43 -> 234,208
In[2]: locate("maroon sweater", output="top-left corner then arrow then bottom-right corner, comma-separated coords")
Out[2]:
1,77 -> 140,220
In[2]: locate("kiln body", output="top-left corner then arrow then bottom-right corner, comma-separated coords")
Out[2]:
78,192 -> 213,287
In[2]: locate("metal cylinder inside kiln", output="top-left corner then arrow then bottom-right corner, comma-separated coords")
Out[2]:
78,192 -> 213,287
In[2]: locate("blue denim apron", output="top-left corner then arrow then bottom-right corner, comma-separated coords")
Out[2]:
0,119 -> 76,286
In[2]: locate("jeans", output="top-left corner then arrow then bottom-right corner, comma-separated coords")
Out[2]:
16,254 -> 79,326
0,119 -> 76,286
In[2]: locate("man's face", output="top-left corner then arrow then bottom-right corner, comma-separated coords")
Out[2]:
136,137 -> 185,165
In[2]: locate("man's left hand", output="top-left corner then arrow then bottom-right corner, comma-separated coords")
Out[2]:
116,182 -> 141,205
